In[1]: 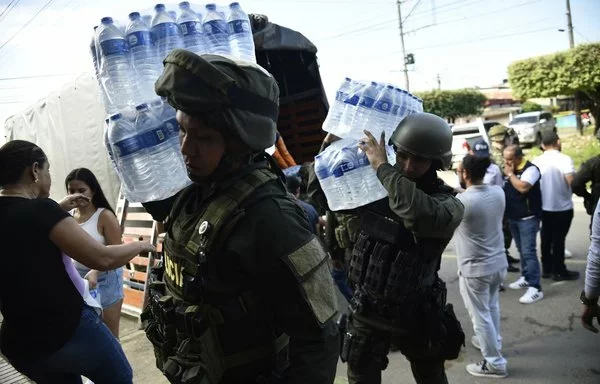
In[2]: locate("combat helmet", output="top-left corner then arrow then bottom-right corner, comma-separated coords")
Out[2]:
155,49 -> 279,151
388,112 -> 453,170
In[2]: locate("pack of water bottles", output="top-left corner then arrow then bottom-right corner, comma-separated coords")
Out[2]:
315,78 -> 423,211
91,2 -> 255,202
323,78 -> 423,141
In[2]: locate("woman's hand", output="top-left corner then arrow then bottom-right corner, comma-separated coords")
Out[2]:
58,193 -> 90,211
358,130 -> 388,170
84,270 -> 99,290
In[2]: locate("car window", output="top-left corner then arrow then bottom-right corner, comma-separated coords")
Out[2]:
510,115 -> 538,124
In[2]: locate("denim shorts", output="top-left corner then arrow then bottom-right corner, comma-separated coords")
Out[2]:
77,266 -> 124,309
9,306 -> 133,384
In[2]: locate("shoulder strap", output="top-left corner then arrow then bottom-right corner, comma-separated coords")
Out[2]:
185,168 -> 278,258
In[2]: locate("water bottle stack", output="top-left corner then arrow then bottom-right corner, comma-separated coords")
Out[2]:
91,2 -> 256,202
315,78 -> 423,210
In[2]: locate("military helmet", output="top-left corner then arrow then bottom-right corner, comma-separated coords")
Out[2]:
155,49 -> 279,151
388,112 -> 453,170
488,124 -> 508,142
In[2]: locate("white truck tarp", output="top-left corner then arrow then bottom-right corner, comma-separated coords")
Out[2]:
4,73 -> 121,207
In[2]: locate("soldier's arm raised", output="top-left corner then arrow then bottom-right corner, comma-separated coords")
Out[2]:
376,163 -> 464,238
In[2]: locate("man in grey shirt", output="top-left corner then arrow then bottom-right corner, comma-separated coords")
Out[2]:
455,154 -> 509,378
582,202 -> 600,333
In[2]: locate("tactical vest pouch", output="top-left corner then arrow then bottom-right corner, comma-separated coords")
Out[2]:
359,210 -> 401,245
281,237 -> 338,326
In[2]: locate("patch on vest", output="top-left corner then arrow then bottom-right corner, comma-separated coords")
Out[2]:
283,237 -> 338,326
164,251 -> 184,288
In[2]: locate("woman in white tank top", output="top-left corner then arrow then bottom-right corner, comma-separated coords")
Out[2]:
65,168 -> 124,338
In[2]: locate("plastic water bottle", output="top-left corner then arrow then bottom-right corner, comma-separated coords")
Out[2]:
142,14 -> 153,27
415,96 -> 424,113
352,82 -> 379,138
108,109 -> 154,202
148,100 -> 190,197
339,81 -> 365,138
97,17 -> 138,110
227,2 -> 255,62
203,3 -> 231,55
371,84 -> 395,138
322,77 -> 353,135
177,2 -> 206,55
151,4 -> 184,60
126,12 -> 161,103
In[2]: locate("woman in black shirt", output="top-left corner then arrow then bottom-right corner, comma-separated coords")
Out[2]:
0,140 -> 155,384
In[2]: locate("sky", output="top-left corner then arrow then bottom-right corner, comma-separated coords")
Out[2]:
0,0 -> 599,141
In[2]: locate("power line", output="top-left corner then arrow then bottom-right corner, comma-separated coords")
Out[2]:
0,0 -> 20,22
402,0 -> 422,23
575,30 -> 592,43
0,73 -> 76,81
408,0 -> 483,21
0,0 -> 57,52
405,0 -> 542,33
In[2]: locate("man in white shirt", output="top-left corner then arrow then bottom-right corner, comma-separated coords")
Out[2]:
533,132 -> 579,281
456,154 -> 508,378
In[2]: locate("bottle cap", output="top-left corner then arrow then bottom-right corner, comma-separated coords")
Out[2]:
101,17 -> 113,24
129,12 -> 141,20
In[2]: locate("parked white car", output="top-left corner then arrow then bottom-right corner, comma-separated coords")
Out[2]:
508,111 -> 556,147
450,119 -> 491,169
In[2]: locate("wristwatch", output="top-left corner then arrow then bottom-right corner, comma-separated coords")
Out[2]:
580,290 -> 599,306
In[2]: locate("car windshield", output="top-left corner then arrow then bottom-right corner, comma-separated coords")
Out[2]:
510,115 -> 538,124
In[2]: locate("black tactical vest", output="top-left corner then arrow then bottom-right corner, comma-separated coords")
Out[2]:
347,189 -> 450,331
143,168 -> 290,384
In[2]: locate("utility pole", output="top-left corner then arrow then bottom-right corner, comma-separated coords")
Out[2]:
397,0 -> 410,91
436,73 -> 441,90
566,0 -> 582,134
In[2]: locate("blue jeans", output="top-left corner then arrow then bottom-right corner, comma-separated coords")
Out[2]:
10,306 -> 132,384
509,217 -> 542,289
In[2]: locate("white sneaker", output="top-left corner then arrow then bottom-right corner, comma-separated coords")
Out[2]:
508,276 -> 528,290
565,249 -> 573,259
466,360 -> 508,378
519,287 -> 544,304
471,335 -> 481,351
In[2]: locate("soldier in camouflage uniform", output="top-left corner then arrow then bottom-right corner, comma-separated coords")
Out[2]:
311,114 -> 466,384
488,124 -> 520,270
141,50 -> 339,384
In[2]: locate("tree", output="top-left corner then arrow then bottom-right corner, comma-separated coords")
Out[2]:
415,89 -> 486,123
521,101 -> 543,112
508,42 -> 600,135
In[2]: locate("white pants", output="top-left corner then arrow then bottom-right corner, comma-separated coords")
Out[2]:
459,269 -> 507,369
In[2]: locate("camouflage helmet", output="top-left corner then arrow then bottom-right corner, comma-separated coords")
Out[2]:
388,112 -> 453,170
488,124 -> 508,142
155,49 -> 279,151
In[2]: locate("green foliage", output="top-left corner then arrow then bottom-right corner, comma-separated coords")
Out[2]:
508,43 -> 600,101
415,89 -> 486,121
521,101 -> 543,112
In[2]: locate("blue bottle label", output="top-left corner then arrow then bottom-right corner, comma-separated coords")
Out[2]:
374,99 -> 392,113
100,39 -> 129,56
228,19 -> 250,34
139,127 -> 168,149
343,94 -> 360,106
336,91 -> 348,102
127,31 -> 152,48
204,20 -> 228,36
164,118 -> 179,138
114,136 -> 144,157
180,21 -> 202,36
152,23 -> 181,39
359,96 -> 375,109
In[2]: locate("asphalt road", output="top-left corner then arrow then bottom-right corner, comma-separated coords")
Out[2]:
119,198 -> 599,384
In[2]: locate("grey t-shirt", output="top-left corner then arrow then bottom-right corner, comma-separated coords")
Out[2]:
455,184 -> 509,277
